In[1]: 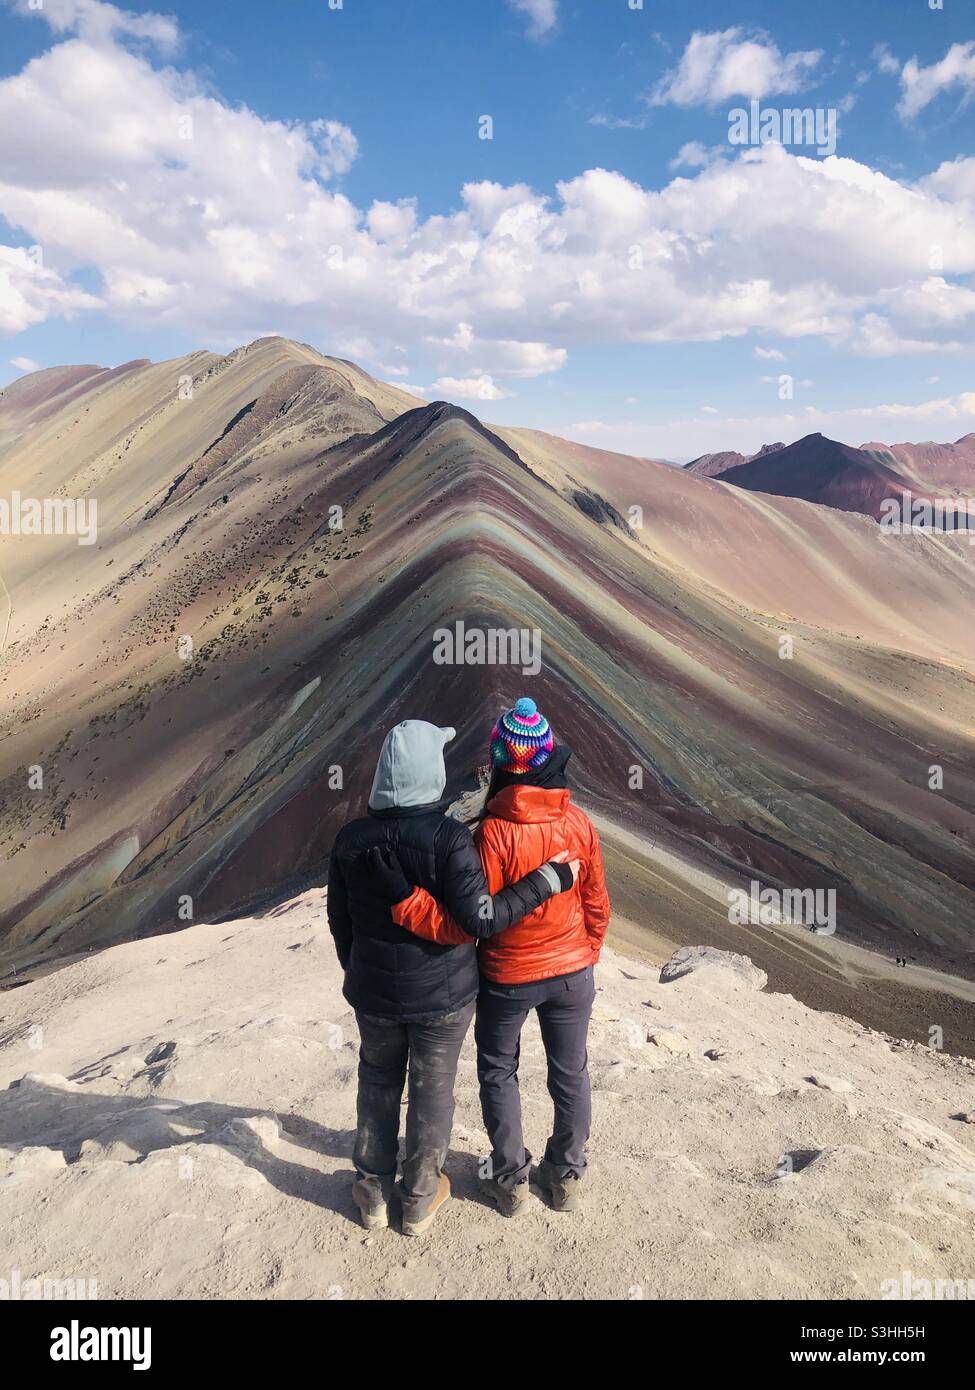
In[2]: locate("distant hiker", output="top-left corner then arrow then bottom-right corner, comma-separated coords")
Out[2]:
327,719 -> 578,1237
378,698 -> 611,1218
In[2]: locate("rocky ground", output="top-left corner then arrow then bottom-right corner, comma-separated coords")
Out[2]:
1,890 -> 973,1301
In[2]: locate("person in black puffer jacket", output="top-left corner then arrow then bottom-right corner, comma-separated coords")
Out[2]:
327,719 -> 576,1236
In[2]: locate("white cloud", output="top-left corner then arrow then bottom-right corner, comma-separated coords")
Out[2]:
895,276 -> 975,328
590,113 -> 648,131
897,41 -> 975,121
668,141 -> 725,170
13,0 -> 179,51
508,0 -> 557,40
874,44 -> 900,77
564,392 -> 975,460
308,119 -> 360,178
1,13 -> 974,378
922,155 -> 975,201
846,313 -> 963,357
430,373 -> 513,401
651,28 -> 821,106
701,405 -> 718,414
754,346 -> 785,360
0,244 -> 100,333
365,200 -> 418,243
425,322 -> 566,378
856,391 -> 975,420
10,355 -> 40,371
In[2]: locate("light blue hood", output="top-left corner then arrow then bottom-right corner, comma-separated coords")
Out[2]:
368,720 -> 457,811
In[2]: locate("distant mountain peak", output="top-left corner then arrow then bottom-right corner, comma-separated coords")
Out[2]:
684,439 -> 786,478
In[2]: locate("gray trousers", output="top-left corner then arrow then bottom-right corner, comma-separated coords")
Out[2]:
353,1001 -> 475,1216
475,965 -> 595,1189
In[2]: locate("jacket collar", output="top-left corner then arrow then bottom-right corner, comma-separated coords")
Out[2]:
486,784 -> 571,823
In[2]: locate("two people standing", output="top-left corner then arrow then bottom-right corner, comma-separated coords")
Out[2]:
327,698 -> 610,1235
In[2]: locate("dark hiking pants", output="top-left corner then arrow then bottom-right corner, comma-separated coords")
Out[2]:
353,1001 -> 475,1217
475,965 -> 595,1189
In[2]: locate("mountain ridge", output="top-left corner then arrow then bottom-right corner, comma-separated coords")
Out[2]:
684,440 -> 786,477
2,340 -> 974,1057
687,429 -> 975,522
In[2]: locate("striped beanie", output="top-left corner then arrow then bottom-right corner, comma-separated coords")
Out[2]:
490,697 -> 554,774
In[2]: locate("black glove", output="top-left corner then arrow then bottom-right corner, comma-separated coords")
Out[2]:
550,861 -> 575,892
367,845 -> 412,905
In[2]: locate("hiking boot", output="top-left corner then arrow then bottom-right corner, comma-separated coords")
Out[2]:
401,1173 -> 451,1237
536,1159 -> 584,1213
352,1175 -> 395,1231
480,1175 -> 531,1218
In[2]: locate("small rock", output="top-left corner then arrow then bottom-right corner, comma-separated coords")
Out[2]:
705,1048 -> 728,1061
218,1114 -> 280,1150
806,1074 -> 853,1094
951,1111 -> 975,1124
648,1029 -> 691,1056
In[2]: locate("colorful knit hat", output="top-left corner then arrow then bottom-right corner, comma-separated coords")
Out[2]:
490,697 -> 554,774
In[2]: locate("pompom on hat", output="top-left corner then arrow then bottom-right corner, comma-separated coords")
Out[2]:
490,697 -> 554,774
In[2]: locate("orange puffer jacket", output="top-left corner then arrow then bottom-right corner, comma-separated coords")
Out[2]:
391,784 -> 611,984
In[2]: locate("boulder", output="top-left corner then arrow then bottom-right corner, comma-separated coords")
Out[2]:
659,946 -> 767,991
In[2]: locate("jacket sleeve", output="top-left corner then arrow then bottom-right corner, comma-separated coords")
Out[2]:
580,822 -> 611,957
391,823 -> 557,942
391,887 -> 469,945
326,846 -> 353,969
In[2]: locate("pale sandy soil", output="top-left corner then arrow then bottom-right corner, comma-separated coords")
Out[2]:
1,889 -> 973,1301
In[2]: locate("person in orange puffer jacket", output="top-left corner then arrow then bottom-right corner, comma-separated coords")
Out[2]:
388,697 -> 611,1218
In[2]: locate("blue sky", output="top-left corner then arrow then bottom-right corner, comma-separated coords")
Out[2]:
0,0 -> 973,458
